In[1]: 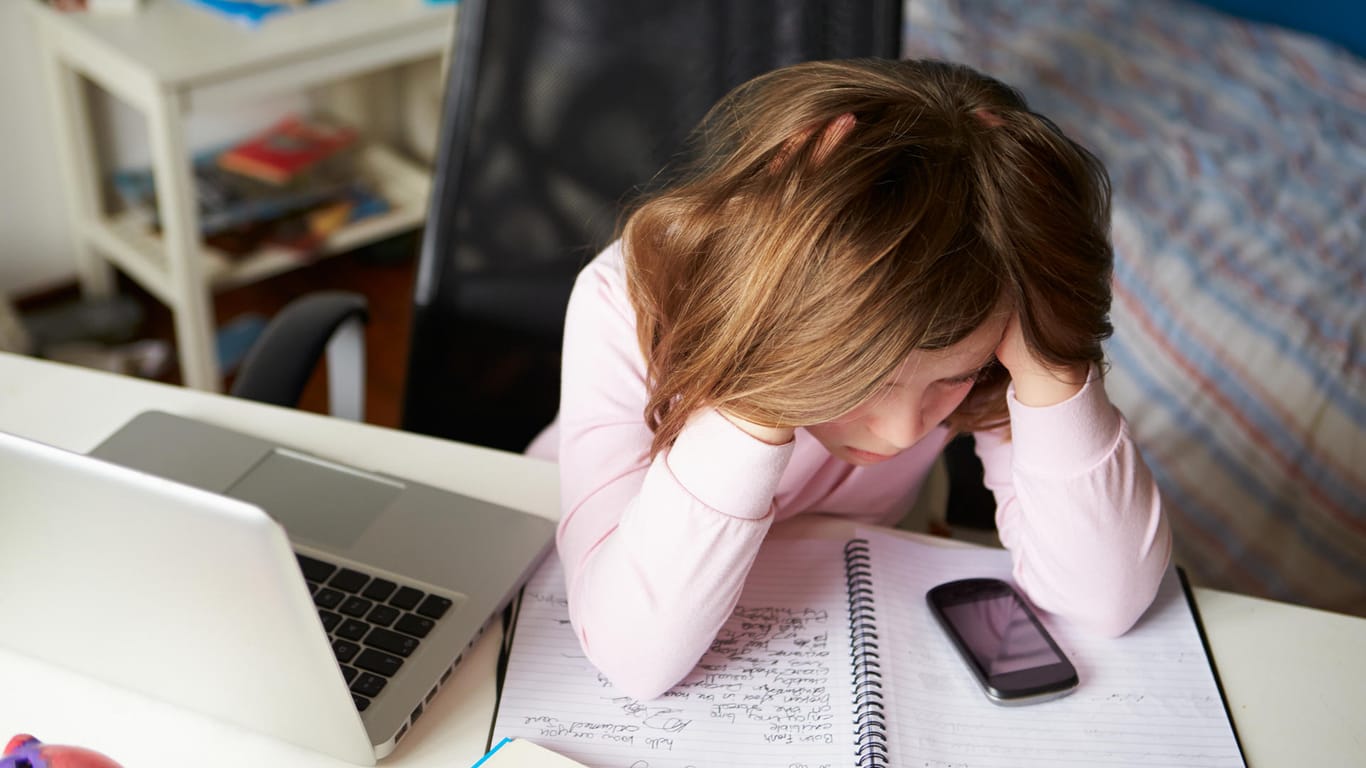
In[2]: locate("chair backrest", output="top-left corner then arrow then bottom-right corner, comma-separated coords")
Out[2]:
403,0 -> 903,452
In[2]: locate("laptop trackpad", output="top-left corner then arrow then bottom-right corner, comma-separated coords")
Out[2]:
226,449 -> 402,550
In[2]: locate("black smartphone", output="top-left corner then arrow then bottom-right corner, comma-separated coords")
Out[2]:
926,577 -> 1079,705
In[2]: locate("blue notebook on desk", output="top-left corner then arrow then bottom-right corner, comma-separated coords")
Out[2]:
489,529 -> 1247,767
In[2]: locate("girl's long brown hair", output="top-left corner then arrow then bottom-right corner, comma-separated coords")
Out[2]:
624,59 -> 1114,457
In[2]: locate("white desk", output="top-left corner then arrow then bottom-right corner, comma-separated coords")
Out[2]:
26,0 -> 455,391
1,352 -> 1363,767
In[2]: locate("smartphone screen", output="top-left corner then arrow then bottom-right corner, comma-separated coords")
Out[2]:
927,578 -> 1078,705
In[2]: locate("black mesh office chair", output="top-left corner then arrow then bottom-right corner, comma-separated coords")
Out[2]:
404,0 -> 905,452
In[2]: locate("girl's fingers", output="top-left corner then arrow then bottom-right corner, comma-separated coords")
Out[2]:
768,112 -> 857,173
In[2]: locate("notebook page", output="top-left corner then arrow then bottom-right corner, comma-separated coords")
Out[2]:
864,530 -> 1244,767
492,539 -> 858,767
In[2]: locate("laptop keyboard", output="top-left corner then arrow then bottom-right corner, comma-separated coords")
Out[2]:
297,553 -> 453,713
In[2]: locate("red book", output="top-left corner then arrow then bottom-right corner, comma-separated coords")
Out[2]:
218,116 -> 359,186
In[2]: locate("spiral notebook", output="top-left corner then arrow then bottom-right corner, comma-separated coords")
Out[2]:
490,528 -> 1246,767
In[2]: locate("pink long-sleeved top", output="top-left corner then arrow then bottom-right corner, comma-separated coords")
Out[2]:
528,241 -> 1172,701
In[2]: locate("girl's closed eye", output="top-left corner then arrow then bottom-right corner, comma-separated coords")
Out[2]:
940,363 -> 993,386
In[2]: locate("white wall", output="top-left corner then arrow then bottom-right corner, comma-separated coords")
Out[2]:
0,2 -> 78,298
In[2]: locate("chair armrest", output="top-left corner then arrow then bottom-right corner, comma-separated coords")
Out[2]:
230,291 -> 369,421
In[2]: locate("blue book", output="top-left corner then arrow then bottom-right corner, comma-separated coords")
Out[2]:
179,0 -> 331,27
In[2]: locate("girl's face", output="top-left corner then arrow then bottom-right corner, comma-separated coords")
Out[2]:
807,312 -> 1009,465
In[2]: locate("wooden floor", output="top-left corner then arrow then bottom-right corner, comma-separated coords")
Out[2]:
121,235 -> 418,429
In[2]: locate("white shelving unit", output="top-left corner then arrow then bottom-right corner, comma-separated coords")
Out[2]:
28,0 -> 456,391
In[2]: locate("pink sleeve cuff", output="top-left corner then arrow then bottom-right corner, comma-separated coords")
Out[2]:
664,409 -> 793,519
1007,367 -> 1122,476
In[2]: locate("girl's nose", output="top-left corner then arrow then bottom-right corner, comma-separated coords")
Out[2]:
867,390 -> 925,450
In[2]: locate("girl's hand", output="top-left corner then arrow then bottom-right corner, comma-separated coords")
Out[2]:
717,409 -> 796,446
994,313 -> 1088,407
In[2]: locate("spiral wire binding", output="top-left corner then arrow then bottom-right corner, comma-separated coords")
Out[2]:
844,538 -> 888,766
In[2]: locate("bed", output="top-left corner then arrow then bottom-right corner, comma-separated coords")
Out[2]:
901,0 -> 1365,615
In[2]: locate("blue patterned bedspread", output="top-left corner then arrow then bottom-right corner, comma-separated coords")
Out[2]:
903,0 -> 1365,614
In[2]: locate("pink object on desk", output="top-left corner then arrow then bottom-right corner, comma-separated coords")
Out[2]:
3,735 -> 124,768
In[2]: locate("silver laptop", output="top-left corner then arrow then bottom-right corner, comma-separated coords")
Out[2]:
0,411 -> 555,765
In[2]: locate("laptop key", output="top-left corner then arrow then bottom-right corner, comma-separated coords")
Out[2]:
339,596 -> 373,618
351,672 -> 387,698
341,665 -> 360,683
362,578 -> 398,602
330,568 -> 369,593
390,586 -> 424,611
353,694 -> 370,712
314,587 -> 344,610
333,639 -> 360,664
297,554 -> 336,583
394,613 -> 435,639
364,627 -> 420,657
355,648 -> 404,677
336,618 -> 369,641
367,604 -> 400,627
417,594 -> 453,620
318,610 -> 343,632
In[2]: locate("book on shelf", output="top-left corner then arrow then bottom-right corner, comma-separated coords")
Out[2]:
113,150 -> 354,235
217,115 -> 360,186
112,136 -> 387,257
257,189 -> 388,255
198,185 -> 389,259
490,526 -> 1247,767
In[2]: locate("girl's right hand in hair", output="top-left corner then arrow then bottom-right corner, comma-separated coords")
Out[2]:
995,312 -> 1088,407
717,409 -> 796,446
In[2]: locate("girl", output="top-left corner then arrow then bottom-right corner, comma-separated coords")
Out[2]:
527,58 -> 1170,701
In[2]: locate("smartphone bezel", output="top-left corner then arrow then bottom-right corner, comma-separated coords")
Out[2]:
926,577 -> 1079,706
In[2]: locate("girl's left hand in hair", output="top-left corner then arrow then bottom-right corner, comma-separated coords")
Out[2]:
994,313 -> 1088,407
